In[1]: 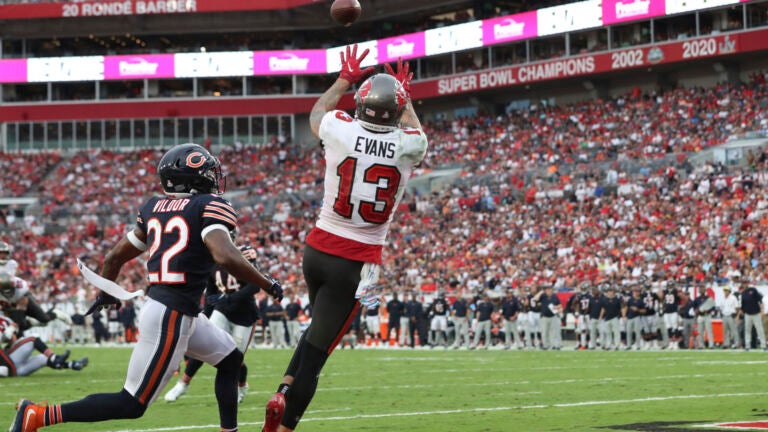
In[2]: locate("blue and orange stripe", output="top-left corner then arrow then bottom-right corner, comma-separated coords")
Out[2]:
135,309 -> 182,405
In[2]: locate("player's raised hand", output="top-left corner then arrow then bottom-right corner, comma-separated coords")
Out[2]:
385,58 -> 413,97
85,293 -> 122,316
339,44 -> 375,84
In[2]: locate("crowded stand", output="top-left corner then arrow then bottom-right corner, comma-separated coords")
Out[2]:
2,75 -> 768,350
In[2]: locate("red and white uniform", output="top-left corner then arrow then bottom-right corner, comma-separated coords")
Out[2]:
0,276 -> 30,309
0,259 -> 19,277
307,110 -> 428,265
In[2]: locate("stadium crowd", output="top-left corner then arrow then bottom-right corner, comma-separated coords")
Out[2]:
1,77 -> 768,351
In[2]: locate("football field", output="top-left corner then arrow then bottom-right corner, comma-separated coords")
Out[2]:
1,346 -> 767,432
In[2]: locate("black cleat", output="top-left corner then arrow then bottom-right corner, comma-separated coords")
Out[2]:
48,350 -> 70,369
70,357 -> 89,371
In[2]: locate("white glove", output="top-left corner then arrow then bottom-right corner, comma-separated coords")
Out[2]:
52,309 -> 73,325
355,263 -> 381,309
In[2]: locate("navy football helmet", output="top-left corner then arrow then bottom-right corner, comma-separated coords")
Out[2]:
158,143 -> 224,196
354,73 -> 407,132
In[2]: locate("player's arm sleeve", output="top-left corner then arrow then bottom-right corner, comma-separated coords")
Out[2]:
400,128 -> 429,165
228,283 -> 261,303
201,197 -> 238,241
318,110 -> 349,153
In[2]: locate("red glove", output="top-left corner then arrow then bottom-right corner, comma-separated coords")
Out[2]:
339,44 -> 375,84
385,58 -> 413,98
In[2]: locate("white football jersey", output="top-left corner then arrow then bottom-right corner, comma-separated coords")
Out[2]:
317,110 -> 428,246
0,275 -> 29,305
0,259 -> 18,277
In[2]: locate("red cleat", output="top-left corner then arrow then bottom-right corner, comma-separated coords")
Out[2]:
262,392 -> 286,432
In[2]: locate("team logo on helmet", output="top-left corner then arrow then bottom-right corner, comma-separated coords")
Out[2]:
357,79 -> 372,103
186,152 -> 206,168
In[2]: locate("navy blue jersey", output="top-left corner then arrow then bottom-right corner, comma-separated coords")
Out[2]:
626,296 -> 645,319
430,298 -> 449,316
528,293 -> 541,313
405,300 -> 423,319
451,298 -> 468,317
264,302 -> 285,323
365,305 -> 379,317
740,287 -> 763,315
206,265 -> 259,327
679,301 -> 695,319
642,291 -> 658,316
519,295 -> 531,313
662,288 -> 679,313
577,293 -> 591,315
587,294 -> 602,319
138,194 -> 237,316
386,299 -> 403,322
285,301 -> 302,320
600,296 -> 623,320
501,296 -> 519,319
475,300 -> 495,321
540,293 -> 561,318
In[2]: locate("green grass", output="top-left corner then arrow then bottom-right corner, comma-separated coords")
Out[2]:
1,345 -> 767,431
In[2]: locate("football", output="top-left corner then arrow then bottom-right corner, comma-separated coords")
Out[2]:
330,0 -> 362,26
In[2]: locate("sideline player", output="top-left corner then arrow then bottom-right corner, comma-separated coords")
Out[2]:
262,46 -> 428,432
11,143 -> 283,432
164,244 -> 262,404
428,291 -> 449,348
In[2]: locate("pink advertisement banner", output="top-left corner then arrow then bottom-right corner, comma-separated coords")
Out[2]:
482,11 -> 538,45
603,0 -> 666,25
253,50 -> 327,75
377,32 -> 426,63
0,59 -> 27,83
104,54 -> 175,80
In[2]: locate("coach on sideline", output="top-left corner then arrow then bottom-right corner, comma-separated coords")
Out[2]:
739,281 -> 766,351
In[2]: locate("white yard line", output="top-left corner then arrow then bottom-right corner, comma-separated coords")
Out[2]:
105,391 -> 768,432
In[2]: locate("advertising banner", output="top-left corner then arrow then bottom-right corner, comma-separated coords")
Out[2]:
0,59 -> 27,84
104,54 -> 175,80
482,11 -> 538,45
253,50 -> 327,75
377,32 -> 426,63
602,0 -> 666,25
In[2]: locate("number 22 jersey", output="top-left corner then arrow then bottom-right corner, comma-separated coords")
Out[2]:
137,193 -> 238,316
307,110 -> 428,265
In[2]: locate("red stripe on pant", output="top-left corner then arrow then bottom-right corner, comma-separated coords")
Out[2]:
328,302 -> 361,355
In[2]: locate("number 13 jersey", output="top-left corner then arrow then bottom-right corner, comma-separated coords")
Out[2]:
307,110 -> 428,265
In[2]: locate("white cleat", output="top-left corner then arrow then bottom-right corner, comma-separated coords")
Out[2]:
238,384 -> 249,404
164,381 -> 189,402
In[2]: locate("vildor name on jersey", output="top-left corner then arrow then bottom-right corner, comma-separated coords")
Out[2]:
152,198 -> 190,213
354,136 -> 396,159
